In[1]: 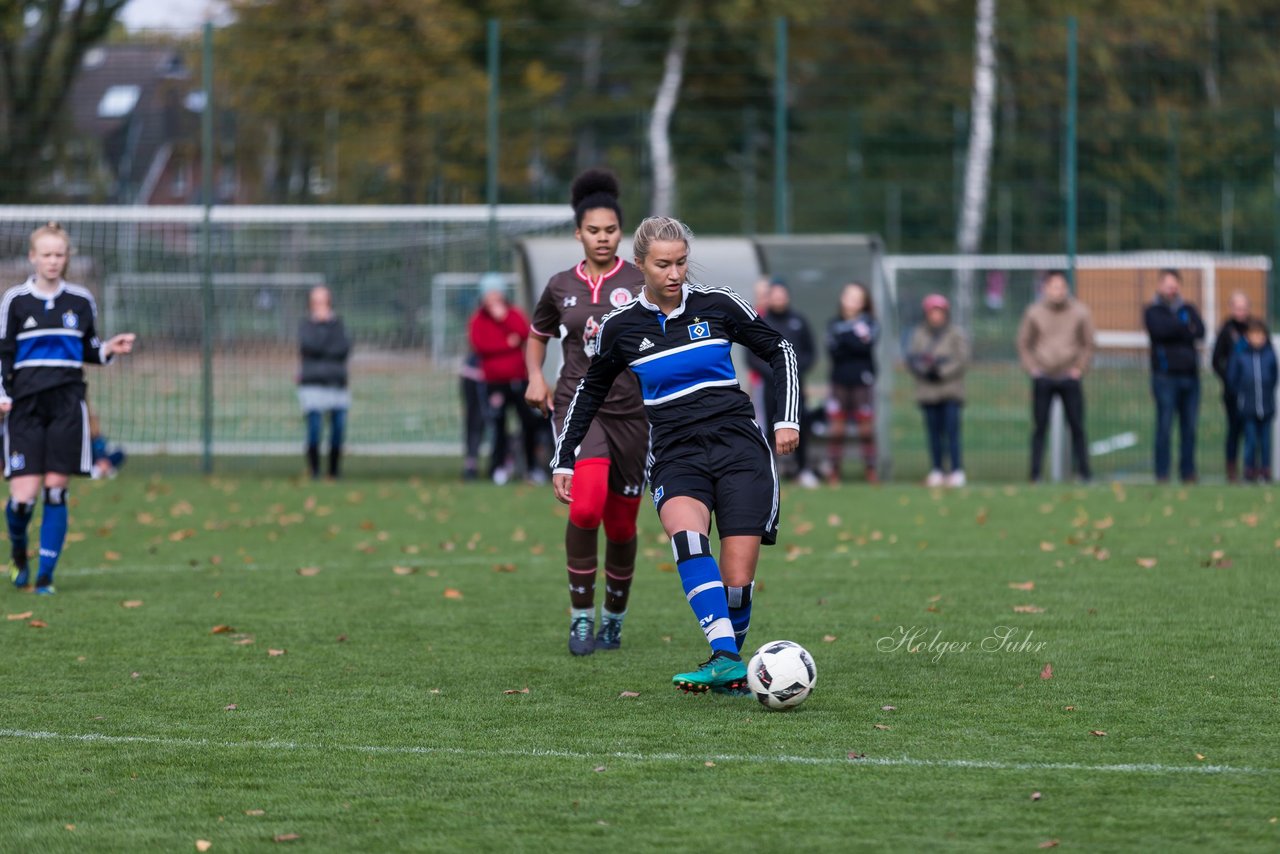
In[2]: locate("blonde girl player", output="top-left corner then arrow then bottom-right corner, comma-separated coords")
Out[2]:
553,216 -> 799,694
1,223 -> 136,594
526,169 -> 647,655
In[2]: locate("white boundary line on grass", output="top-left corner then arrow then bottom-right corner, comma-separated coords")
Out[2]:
1,728 -> 1273,776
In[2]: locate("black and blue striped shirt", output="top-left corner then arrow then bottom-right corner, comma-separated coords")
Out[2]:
553,283 -> 799,474
0,278 -> 111,402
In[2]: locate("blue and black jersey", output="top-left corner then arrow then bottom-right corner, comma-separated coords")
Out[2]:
0,278 -> 112,403
553,282 -> 799,474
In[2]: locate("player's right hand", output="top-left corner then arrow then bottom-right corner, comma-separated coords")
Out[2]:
552,473 -> 573,504
0,399 -> 10,415
524,376 -> 552,417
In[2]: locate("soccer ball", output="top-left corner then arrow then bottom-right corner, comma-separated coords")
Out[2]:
747,640 -> 816,710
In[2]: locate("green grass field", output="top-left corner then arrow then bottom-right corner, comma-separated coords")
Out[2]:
2,475 -> 1278,851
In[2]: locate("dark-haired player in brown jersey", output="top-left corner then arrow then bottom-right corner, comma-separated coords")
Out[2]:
526,169 -> 647,656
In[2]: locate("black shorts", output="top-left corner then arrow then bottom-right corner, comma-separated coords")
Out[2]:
648,419 -> 780,545
4,385 -> 91,479
553,410 -> 649,497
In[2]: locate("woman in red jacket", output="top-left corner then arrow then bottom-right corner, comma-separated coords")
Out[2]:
468,275 -> 543,484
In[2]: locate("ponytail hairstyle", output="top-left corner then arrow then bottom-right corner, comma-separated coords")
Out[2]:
632,215 -> 693,263
29,220 -> 71,254
571,168 -> 623,228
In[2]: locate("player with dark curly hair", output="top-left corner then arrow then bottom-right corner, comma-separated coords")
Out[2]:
526,170 -> 647,655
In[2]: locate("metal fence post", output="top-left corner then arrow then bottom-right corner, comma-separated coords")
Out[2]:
486,18 -> 500,270
1065,16 -> 1077,288
773,16 -> 789,234
200,22 -> 215,474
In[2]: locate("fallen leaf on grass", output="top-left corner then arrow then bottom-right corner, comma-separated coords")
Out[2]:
1094,516 -> 1114,530
210,625 -> 235,634
872,723 -> 891,731
491,563 -> 517,573
881,705 -> 896,711
656,562 -> 676,573
267,649 -> 286,657
233,638 -> 254,646
1031,791 -> 1042,801
121,600 -> 143,608
1135,557 -> 1158,568
443,588 -> 463,599
503,687 -> 529,695
7,611 -> 33,621
823,634 -> 838,643
28,619 -> 47,628
1094,548 -> 1111,561
196,841 -> 213,852
296,567 -> 321,576
827,514 -> 842,527
1013,605 -> 1045,614
1038,840 -> 1059,849
104,551 -> 122,561
1040,663 -> 1054,680
243,809 -> 265,816
273,834 -> 300,843
1008,581 -> 1035,591
593,765 -> 606,772
847,751 -> 866,760
64,824 -> 75,831
1089,730 -> 1107,737
168,529 -> 196,542
224,704 -> 238,711
1039,541 -> 1055,552
1195,753 -> 1206,761
392,566 -> 416,576
1064,705 -> 1076,711
618,691 -> 641,698
704,761 -> 716,767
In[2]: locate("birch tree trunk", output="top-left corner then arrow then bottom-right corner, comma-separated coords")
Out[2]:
954,0 -> 997,328
648,16 -> 691,217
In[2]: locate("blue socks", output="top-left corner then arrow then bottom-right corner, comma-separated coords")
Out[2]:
672,531 -> 738,656
727,582 -> 754,653
37,487 -> 67,587
7,498 -> 34,585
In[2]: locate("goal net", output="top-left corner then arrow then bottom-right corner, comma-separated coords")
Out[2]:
881,252 -> 1273,482
0,206 -> 572,466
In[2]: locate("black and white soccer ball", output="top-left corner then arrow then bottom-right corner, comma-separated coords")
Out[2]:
747,640 -> 816,710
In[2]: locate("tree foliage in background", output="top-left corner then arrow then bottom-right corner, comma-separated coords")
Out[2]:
0,0 -> 128,202
11,0 -> 1280,258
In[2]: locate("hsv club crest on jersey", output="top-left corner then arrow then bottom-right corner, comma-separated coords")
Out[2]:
531,258 -> 646,418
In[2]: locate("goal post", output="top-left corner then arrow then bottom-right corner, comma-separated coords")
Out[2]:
0,205 -> 574,467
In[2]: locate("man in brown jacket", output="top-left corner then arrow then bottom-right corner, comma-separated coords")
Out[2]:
1016,271 -> 1096,482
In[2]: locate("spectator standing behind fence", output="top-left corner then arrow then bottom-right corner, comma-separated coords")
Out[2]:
1016,270 -> 1095,483
748,278 -> 820,488
297,285 -> 351,480
907,294 -> 969,487
468,273 -> 542,485
1143,269 -> 1205,483
825,282 -> 879,484
1211,292 -> 1252,482
1226,319 -> 1276,483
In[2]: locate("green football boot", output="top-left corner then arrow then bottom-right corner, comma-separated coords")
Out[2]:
673,651 -> 747,694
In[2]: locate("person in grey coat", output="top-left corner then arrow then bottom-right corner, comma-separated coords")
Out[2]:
298,285 -> 351,479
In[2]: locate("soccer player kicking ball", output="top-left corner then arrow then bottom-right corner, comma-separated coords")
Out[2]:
1,222 -> 137,594
553,216 -> 799,694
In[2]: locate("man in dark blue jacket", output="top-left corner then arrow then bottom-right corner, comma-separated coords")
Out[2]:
1143,269 -> 1205,483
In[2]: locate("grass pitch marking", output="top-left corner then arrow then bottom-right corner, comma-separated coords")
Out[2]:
1,728 -> 1272,776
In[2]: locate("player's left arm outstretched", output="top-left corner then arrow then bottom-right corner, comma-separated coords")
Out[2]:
82,299 -> 137,365
726,294 -> 800,455
551,323 -> 628,504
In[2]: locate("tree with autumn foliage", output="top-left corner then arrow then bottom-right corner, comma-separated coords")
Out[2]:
0,0 -> 129,201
